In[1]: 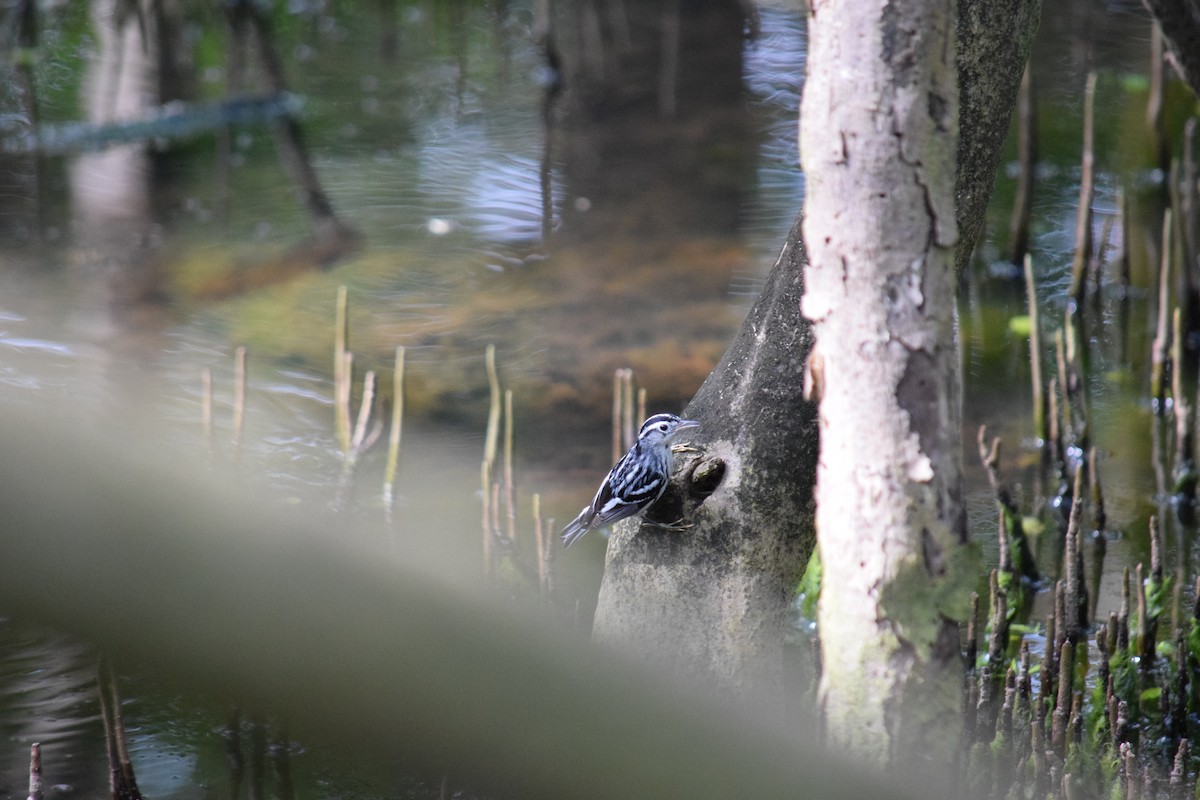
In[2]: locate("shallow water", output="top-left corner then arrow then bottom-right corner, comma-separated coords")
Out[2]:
0,0 -> 1195,796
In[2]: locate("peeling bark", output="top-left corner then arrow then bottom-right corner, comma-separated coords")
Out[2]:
800,0 -> 974,768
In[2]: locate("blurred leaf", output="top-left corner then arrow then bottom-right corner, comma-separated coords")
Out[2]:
1008,315 -> 1032,337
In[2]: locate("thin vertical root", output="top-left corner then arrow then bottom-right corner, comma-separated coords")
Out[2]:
481,460 -> 492,575
201,367 -> 213,441
484,344 -> 501,471
1068,71 -> 1097,306
504,389 -> 516,543
621,368 -> 635,450
233,346 -> 247,448
1151,210 -> 1174,412
1024,255 -> 1046,449
383,346 -> 405,514
334,286 -> 351,453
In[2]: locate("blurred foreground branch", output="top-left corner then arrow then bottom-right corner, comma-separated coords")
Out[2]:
0,404 -> 923,800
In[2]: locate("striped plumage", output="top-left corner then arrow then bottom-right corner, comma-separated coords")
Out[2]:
561,413 -> 700,548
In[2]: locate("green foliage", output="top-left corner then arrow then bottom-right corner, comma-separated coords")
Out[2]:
1088,670 -> 1108,740
1008,315 -> 1032,337
1108,647 -> 1139,716
795,549 -> 821,619
1189,615 -> 1200,668
1021,515 -> 1045,536
1120,73 -> 1150,93
880,541 -> 983,651
1064,748 -> 1087,787
967,741 -> 991,799
1145,573 -> 1172,622
1098,746 -> 1119,787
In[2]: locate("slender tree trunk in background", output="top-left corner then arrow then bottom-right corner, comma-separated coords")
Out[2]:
590,0 -> 1038,703
800,0 -> 972,769
954,0 -> 1041,275
1140,0 -> 1200,99
13,0 -> 45,242
229,0 -> 360,259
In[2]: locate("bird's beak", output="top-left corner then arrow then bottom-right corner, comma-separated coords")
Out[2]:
671,419 -> 701,437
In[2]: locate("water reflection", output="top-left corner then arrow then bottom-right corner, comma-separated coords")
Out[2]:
0,621 -> 106,798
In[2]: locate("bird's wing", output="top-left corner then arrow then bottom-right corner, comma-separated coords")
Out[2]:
589,454 -> 664,527
560,446 -> 669,548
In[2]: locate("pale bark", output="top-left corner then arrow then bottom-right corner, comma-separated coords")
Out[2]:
800,0 -> 972,768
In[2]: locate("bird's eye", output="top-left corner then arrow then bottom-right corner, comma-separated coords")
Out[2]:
659,423 -> 669,432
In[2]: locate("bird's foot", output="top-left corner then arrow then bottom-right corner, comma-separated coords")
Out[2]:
644,517 -> 691,533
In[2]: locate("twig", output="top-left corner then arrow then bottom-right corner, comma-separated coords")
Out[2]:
201,367 -> 213,441
28,742 -> 42,800
622,369 -> 635,450
334,286 -> 351,453
1115,188 -> 1132,364
481,460 -> 492,575
977,426 -> 1039,582
1183,119 -> 1198,274
612,369 -> 623,463
1009,64 -> 1036,266
1068,72 -> 1097,307
383,346 -> 405,520
98,654 -> 142,800
504,389 -> 516,543
1088,213 -> 1115,311
1062,310 -> 1090,454
1024,255 -> 1047,449
533,493 -> 546,594
1146,20 -> 1168,171
1151,210 -> 1174,412
1136,562 -> 1152,665
484,345 -> 501,471
349,370 -> 381,456
1169,158 -> 1200,335
233,346 -> 247,448
1172,307 -> 1197,502
1087,448 -> 1108,623
1051,639 -> 1074,755
1063,467 -> 1088,644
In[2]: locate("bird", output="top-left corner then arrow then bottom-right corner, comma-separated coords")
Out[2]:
560,413 -> 701,548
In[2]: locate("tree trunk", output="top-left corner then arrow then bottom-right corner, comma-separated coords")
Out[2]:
1140,0 -> 1200,99
592,216 -> 816,694
954,0 -> 1042,274
590,0 -> 1038,701
800,0 -> 971,768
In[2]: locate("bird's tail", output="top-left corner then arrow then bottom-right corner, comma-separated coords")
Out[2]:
560,512 -> 590,548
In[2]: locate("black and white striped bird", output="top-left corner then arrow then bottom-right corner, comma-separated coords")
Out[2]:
560,413 -> 700,548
